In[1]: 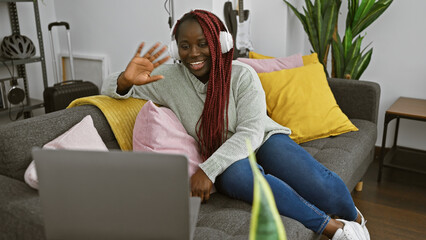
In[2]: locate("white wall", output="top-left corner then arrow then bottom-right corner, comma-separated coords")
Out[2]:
1,0 -> 425,150
52,0 -> 172,74
51,0 -> 215,74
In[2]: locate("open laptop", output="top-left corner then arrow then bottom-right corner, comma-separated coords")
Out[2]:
33,148 -> 201,240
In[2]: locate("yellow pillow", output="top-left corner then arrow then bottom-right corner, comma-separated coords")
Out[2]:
249,51 -> 274,59
249,51 -> 319,66
302,53 -> 319,65
258,63 -> 358,144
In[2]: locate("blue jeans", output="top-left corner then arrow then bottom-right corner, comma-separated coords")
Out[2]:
215,134 -> 358,234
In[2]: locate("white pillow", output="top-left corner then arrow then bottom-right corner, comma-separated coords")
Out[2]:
25,115 -> 108,189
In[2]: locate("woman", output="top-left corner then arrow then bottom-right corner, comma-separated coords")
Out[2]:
102,9 -> 369,240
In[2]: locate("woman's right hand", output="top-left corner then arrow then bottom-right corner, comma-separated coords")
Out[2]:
117,42 -> 170,93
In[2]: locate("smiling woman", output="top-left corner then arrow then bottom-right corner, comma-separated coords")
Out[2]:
101,9 -> 370,240
168,10 -> 234,165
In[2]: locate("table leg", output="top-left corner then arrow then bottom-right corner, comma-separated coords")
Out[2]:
378,113 -> 396,182
393,117 -> 400,149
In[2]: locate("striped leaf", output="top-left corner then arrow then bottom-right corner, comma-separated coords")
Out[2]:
304,0 -> 320,53
352,0 -> 393,36
345,54 -> 361,79
322,1 -> 339,57
247,140 -> 287,240
344,36 -> 363,71
346,0 -> 359,28
353,0 -> 375,28
283,1 -> 309,32
284,0 -> 391,80
343,27 -> 353,60
353,48 -> 373,79
315,0 -> 323,56
332,34 -> 344,78
303,7 -> 320,54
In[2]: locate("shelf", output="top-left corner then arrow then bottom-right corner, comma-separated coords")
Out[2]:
0,0 -> 48,119
0,0 -> 34,2
0,56 -> 43,65
0,98 -> 43,115
382,147 -> 426,175
378,97 -> 426,181
0,77 -> 20,83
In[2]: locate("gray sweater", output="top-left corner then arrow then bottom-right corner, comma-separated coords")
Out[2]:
101,61 -> 290,182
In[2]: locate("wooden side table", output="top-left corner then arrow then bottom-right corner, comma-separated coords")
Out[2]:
378,97 -> 426,182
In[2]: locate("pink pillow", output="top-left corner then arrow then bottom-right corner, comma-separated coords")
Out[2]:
24,115 -> 108,189
237,54 -> 304,73
133,100 -> 203,177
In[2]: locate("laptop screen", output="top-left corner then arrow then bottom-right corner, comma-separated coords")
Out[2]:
33,149 -> 198,240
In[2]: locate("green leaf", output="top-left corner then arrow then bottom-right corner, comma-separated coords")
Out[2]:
353,0 -> 370,27
343,27 -> 353,59
353,0 -> 375,28
247,139 -> 287,240
284,0 -> 389,80
352,0 -> 393,36
320,6 -> 331,46
321,0 -> 331,16
345,36 -> 363,69
351,0 -> 360,16
353,48 -> 373,79
304,1 -> 318,41
346,54 -> 361,79
315,0 -> 323,54
346,0 -> 356,28
283,1 -> 317,53
332,35 -> 344,78
283,1 -> 308,30
305,0 -> 316,28
303,8 -> 320,57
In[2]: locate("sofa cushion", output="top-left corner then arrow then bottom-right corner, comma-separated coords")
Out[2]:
236,54 -> 303,73
300,119 -> 377,185
194,193 -> 318,240
248,51 -> 319,66
0,175 -> 45,240
258,63 -> 358,144
133,100 -> 203,177
24,115 -> 108,189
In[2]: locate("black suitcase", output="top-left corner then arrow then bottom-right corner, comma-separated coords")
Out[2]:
43,22 -> 99,113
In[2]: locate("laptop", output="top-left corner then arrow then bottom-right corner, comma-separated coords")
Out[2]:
33,148 -> 201,240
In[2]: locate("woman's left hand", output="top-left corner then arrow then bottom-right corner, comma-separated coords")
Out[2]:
190,168 -> 213,203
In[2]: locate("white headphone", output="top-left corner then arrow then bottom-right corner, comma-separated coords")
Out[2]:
168,11 -> 234,61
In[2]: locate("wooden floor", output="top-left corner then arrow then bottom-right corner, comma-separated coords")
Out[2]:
351,154 -> 426,240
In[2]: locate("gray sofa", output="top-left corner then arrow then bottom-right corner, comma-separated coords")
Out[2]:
0,78 -> 380,240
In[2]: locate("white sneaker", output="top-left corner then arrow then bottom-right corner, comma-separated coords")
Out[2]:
331,219 -> 367,240
356,207 -> 370,240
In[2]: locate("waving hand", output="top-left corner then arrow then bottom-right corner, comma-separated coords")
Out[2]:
117,42 -> 170,93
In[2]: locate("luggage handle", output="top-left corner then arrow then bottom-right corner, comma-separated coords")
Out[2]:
48,21 -> 76,84
48,22 -> 70,31
53,80 -> 83,87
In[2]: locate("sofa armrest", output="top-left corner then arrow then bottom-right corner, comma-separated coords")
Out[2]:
328,78 -> 381,124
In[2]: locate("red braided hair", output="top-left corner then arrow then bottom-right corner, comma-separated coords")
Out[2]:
174,10 -> 234,161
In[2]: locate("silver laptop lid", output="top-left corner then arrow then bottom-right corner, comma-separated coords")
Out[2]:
33,148 -> 193,240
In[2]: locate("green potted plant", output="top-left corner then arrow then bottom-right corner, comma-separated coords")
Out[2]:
283,0 -> 393,80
